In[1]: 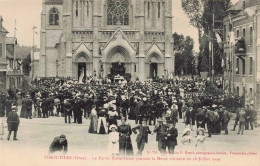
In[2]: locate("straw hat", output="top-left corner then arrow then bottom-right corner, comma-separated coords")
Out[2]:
182,128 -> 192,136
197,128 -> 205,135
109,124 -> 117,130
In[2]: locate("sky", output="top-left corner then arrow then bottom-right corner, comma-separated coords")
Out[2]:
0,0 -> 239,51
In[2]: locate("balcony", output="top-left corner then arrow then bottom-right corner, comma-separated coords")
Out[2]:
235,38 -> 246,58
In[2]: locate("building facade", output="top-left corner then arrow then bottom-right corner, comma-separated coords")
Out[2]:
0,16 -> 8,92
6,37 -> 24,90
39,0 -> 174,81
223,0 -> 260,110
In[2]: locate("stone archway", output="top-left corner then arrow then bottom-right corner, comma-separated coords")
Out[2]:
73,52 -> 92,82
104,46 -> 132,77
146,53 -> 164,79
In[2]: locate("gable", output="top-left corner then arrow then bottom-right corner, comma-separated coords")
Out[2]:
102,28 -> 136,52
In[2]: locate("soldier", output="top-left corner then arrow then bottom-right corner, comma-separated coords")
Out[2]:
166,120 -> 178,155
153,118 -> 168,154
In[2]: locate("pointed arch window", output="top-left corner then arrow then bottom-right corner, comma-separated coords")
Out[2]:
107,0 -> 129,25
49,8 -> 59,26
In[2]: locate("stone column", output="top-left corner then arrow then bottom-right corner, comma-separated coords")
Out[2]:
137,0 -> 145,81
64,0 -> 73,77
92,0 -> 101,78
40,0 -> 46,77
164,0 -> 173,74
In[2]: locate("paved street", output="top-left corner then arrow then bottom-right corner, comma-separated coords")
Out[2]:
0,107 -> 260,166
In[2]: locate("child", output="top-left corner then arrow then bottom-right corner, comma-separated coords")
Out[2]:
195,128 -> 206,151
181,128 -> 192,145
108,125 -> 119,156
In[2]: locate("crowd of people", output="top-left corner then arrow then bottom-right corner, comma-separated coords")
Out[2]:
0,76 -> 258,155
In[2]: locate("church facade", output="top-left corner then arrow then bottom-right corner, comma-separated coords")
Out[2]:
39,0 -> 174,81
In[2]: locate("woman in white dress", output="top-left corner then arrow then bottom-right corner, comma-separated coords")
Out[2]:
108,125 -> 119,156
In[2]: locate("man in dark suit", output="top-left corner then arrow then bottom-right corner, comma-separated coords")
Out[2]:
153,118 -> 168,154
166,120 -> 178,154
7,105 -> 20,141
25,95 -> 33,119
49,134 -> 68,154
132,118 -> 151,156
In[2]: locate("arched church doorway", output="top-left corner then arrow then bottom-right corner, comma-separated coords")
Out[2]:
111,62 -> 126,76
105,46 -> 131,77
78,63 -> 86,83
74,52 -> 91,83
147,53 -> 162,79
150,63 -> 158,79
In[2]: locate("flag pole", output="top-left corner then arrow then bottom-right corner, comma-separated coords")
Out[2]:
212,13 -> 215,82
32,26 -> 37,82
14,19 -> 17,91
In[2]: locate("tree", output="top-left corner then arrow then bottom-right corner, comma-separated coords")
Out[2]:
22,54 -> 31,75
183,36 -> 194,74
182,0 -> 232,75
181,0 -> 204,43
173,33 -> 195,75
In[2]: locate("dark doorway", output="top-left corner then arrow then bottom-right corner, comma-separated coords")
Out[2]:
78,63 -> 86,82
150,63 -> 158,79
111,62 -> 126,76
